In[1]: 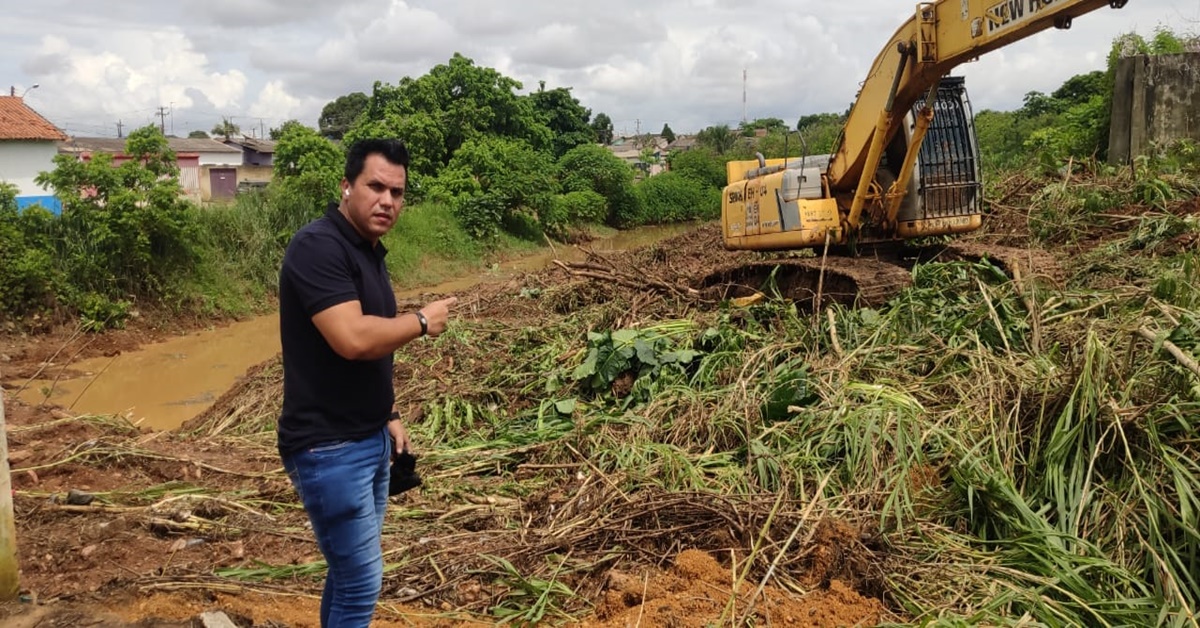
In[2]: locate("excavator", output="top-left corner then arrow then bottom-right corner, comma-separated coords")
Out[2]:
708,0 -> 1132,306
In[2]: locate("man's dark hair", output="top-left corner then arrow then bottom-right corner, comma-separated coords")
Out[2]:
344,139 -> 410,182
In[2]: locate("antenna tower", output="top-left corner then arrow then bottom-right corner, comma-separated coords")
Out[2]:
742,68 -> 747,124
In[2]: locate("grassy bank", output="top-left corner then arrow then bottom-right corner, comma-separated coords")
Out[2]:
186,191 -> 525,317
0,181 -> 554,330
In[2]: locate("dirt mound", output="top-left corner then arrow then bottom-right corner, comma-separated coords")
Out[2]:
584,549 -> 886,627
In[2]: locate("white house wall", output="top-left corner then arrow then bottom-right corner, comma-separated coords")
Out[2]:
195,151 -> 242,167
0,140 -> 58,197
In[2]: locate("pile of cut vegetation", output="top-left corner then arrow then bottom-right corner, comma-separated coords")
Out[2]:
28,157 -> 1198,625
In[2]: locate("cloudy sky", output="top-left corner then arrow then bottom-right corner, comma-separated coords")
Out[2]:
3,0 -> 1196,139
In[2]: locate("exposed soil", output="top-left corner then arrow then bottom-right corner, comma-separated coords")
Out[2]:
2,184 -> 1197,626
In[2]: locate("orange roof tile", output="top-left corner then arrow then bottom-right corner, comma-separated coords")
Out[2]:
0,96 -> 68,141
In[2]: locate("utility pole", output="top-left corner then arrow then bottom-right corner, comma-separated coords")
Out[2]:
259,118 -> 265,139
635,119 -> 641,137
0,391 -> 20,600
155,106 -> 170,135
116,120 -> 124,139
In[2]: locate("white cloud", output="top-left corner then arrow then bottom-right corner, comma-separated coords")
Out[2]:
20,29 -> 247,136
3,0 -> 1193,137
249,80 -> 304,122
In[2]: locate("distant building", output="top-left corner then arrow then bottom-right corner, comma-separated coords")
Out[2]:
0,95 -> 68,212
59,137 -> 261,202
606,135 -> 669,176
666,136 -> 698,152
223,137 -> 276,167
61,136 -> 242,166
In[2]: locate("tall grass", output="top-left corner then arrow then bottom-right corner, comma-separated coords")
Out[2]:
382,200 -> 494,290
194,193 -> 548,306
383,251 -> 1198,624
182,159 -> 1200,624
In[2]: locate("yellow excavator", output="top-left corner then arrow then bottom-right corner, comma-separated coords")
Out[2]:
710,0 -> 1131,305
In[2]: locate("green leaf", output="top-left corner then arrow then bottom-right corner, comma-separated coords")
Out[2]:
634,337 -> 660,366
660,349 -> 700,364
554,398 -> 577,415
572,347 -> 600,380
611,328 -> 639,345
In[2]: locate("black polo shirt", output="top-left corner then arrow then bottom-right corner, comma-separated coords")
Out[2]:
277,203 -> 398,454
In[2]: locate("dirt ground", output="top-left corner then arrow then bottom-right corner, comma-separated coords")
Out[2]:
2,188 -> 1196,626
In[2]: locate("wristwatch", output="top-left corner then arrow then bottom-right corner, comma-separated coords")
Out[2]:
413,311 -> 428,336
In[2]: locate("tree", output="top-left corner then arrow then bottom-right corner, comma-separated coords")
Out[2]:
591,112 -> 614,145
346,110 -> 446,182
1052,71 -> 1107,108
529,83 -> 593,159
795,113 -> 846,155
634,171 -> 721,225
318,92 -> 368,140
754,131 -> 806,160
557,144 -> 639,226
0,182 -> 58,318
660,123 -> 676,144
269,119 -> 308,140
274,124 -> 345,204
347,54 -> 551,178
642,141 -> 664,161
696,125 -> 736,155
667,149 -> 726,190
187,130 -> 210,139
211,117 -> 240,139
435,136 -> 558,238
34,125 -> 198,302
1021,91 -> 1059,117
741,117 -> 787,136
797,112 -> 842,131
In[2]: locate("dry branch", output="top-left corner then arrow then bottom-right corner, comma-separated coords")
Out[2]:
553,259 -> 702,300
1137,326 -> 1200,378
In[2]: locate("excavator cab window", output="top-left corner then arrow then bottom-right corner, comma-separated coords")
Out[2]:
912,76 -> 982,219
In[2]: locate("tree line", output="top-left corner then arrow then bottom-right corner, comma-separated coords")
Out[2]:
2,29 -> 1194,329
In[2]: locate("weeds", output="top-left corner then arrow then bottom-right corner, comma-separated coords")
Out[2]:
20,150 -> 1200,625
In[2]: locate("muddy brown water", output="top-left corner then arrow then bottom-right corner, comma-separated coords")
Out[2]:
13,224 -> 698,430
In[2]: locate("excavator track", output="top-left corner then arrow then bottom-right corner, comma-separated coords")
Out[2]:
693,242 -> 1062,310
913,242 -> 1065,287
695,254 -> 915,309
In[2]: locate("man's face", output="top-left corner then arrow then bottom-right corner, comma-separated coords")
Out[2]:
341,153 -> 407,244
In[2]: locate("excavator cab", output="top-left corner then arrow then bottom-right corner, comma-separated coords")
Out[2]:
721,75 -> 983,250
895,76 -> 983,227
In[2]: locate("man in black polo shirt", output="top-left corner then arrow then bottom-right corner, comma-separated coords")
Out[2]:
277,138 -> 455,628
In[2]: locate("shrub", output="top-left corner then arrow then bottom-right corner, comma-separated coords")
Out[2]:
273,124 -> 344,204
667,149 -> 727,190
633,172 -> 720,225
436,136 -> 558,240
34,126 -> 201,301
557,190 -> 607,224
556,144 -> 640,225
0,185 -> 60,319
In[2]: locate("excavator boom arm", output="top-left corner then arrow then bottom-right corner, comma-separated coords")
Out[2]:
828,0 -> 1128,192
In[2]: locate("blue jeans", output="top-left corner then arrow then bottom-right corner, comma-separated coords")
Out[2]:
281,427 -> 391,628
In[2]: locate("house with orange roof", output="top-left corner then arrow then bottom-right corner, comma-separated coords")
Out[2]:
0,95 -> 67,212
